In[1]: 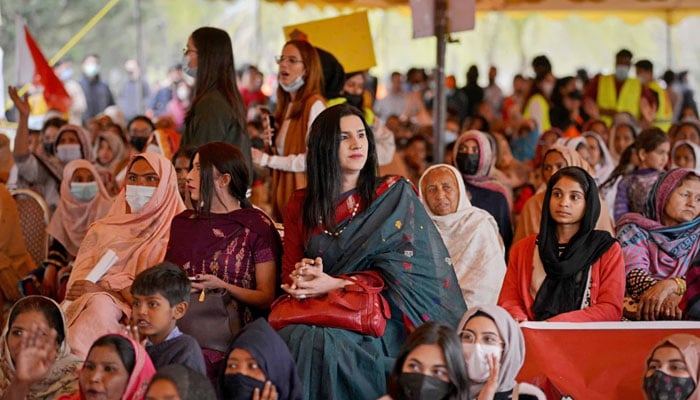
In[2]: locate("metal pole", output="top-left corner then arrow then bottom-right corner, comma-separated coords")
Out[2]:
666,9 -> 673,70
135,0 -> 144,114
433,0 -> 447,165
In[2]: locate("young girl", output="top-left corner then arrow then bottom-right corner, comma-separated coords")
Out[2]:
614,128 -> 670,221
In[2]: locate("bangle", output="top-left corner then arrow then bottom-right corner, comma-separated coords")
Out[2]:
673,277 -> 687,296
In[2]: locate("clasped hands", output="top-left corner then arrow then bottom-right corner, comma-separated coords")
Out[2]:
281,257 -> 349,299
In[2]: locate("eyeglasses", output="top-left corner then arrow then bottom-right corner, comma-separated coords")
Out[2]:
182,47 -> 198,56
275,55 -> 303,65
459,331 -> 504,346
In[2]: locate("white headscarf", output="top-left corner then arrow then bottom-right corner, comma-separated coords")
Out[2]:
583,131 -> 615,184
672,140 -> 700,172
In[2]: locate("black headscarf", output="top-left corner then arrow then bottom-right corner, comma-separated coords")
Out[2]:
531,166 -> 617,320
224,318 -> 303,400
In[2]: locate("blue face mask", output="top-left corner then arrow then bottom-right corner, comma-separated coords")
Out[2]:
279,75 -> 305,93
59,68 -> 73,81
183,55 -> 197,78
70,182 -> 98,202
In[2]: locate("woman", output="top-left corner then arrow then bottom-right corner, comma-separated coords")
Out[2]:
0,296 -> 81,400
418,164 -> 506,308
279,104 -> 465,399
0,183 -> 35,310
643,334 -> 700,400
95,127 -> 127,178
608,122 -> 638,163
498,167 -> 625,322
382,322 -> 469,400
146,365 -> 215,400
251,39 -> 326,221
63,153 -> 185,358
453,130 -> 513,250
458,305 -> 545,400
514,146 -> 614,244
180,27 -> 250,175
165,142 -> 281,376
60,334 -> 155,400
221,318 -> 302,400
617,168 -> 700,321
672,140 -> 700,171
21,160 -> 114,301
583,131 -> 615,184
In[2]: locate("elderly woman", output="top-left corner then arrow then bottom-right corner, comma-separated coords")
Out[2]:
419,164 -> 506,308
617,168 -> 700,321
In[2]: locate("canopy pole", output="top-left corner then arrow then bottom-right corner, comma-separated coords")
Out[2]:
433,0 -> 447,166
666,9 -> 673,69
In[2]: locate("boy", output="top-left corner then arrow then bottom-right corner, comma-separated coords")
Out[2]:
131,262 -> 205,373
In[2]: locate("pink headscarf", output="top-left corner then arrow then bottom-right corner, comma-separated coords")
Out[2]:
453,130 -> 512,206
46,160 -> 114,256
645,334 -> 700,400
66,152 -> 185,292
54,124 -> 94,162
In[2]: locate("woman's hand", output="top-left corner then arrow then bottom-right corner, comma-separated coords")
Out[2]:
476,352 -> 500,400
281,257 -> 349,299
251,148 -> 264,165
65,280 -> 104,301
253,381 -> 278,400
638,279 -> 678,321
14,323 -> 58,385
190,274 -> 227,291
660,293 -> 683,320
8,86 -> 31,116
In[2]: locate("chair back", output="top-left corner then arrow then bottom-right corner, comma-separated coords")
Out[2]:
10,189 -> 50,267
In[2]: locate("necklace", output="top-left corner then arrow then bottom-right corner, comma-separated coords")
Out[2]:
321,202 -> 360,237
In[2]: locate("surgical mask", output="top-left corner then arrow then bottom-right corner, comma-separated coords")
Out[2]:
70,182 -> 98,202
83,63 -> 99,78
444,130 -> 457,144
644,370 -> 695,400
43,142 -> 54,156
615,65 -> 630,81
176,85 -> 190,101
279,75 -> 305,93
130,136 -> 149,152
55,144 -> 83,164
344,93 -> 363,109
542,81 -> 554,98
59,68 -> 73,81
182,55 -> 197,78
221,374 -> 266,400
125,185 -> 156,213
399,373 -> 453,400
461,343 -> 502,383
455,153 -> 481,176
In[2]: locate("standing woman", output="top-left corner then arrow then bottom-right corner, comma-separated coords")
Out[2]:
498,166 -> 625,322
279,104 -> 465,399
180,27 -> 250,175
164,142 -> 282,378
251,40 -> 326,221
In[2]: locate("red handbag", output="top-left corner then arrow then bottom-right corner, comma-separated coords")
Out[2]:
268,270 -> 392,337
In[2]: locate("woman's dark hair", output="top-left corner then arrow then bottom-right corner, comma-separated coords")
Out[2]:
274,40 -> 324,123
147,364 -> 215,400
186,27 -> 246,136
549,166 -> 591,199
302,104 -> 378,233
172,145 -> 196,165
386,322 -> 469,400
551,76 -> 574,108
600,142 -> 637,191
193,141 -> 251,214
89,334 -> 136,376
636,127 -> 669,153
8,296 -> 65,346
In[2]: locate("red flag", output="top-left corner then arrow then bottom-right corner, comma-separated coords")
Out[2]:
22,26 -> 71,113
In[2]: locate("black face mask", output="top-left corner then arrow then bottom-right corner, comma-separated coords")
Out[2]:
221,374 -> 266,400
130,136 -> 149,152
344,93 -> 363,109
455,152 -> 480,176
43,142 -> 54,156
399,373 -> 454,400
644,370 -> 696,400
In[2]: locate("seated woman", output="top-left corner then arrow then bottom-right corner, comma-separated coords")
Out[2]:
381,322 -> 469,400
0,296 -> 81,400
63,153 -> 185,358
514,146 -> 614,244
165,141 -> 281,377
458,305 -> 546,400
672,140 -> 700,171
221,318 -> 302,400
453,130 -> 513,250
0,183 -> 35,311
643,334 -> 699,400
94,126 -> 128,194
146,364 -> 215,400
279,104 -> 465,399
583,131 -> 615,185
418,164 -> 506,308
21,160 -> 114,301
60,334 -> 155,400
498,167 -> 625,322
617,168 -> 700,321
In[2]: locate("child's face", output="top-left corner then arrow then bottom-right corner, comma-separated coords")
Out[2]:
131,293 -> 184,345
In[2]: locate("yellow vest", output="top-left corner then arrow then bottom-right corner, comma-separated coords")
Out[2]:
326,97 -> 375,126
597,74 -> 642,126
523,93 -> 551,131
648,80 -> 673,132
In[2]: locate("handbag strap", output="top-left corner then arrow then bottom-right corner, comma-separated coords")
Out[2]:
338,271 -> 385,293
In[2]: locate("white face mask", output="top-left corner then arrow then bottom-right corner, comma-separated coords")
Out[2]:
125,185 -> 156,213
56,144 -> 83,164
461,343 -> 502,383
279,75 -> 305,93
176,85 -> 190,101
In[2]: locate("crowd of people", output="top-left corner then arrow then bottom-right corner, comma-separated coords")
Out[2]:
0,24 -> 699,399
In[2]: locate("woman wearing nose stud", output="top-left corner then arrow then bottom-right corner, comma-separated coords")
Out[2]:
498,166 -> 625,322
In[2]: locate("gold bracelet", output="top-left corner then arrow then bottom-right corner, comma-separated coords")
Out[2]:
673,277 -> 686,296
